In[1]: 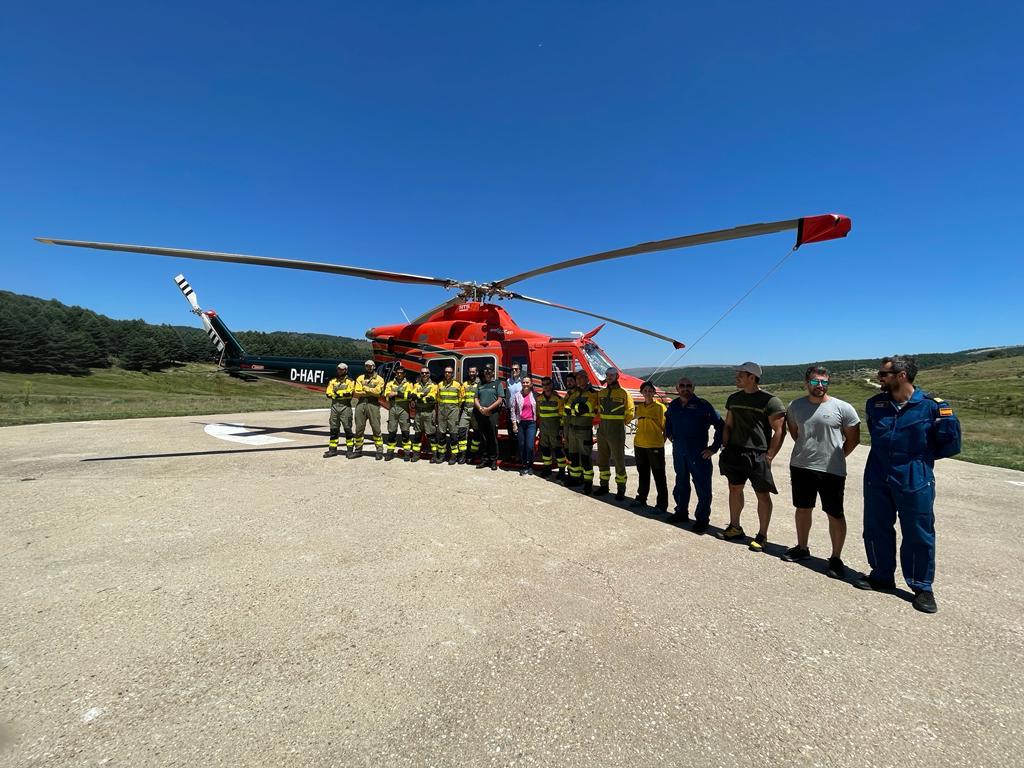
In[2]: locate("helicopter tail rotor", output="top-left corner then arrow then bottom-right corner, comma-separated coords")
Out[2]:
174,274 -> 226,355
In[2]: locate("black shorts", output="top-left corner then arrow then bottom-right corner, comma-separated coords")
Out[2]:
790,466 -> 846,518
718,447 -> 777,494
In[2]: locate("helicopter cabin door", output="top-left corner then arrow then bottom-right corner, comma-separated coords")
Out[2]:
502,340 -> 530,380
550,349 -> 586,391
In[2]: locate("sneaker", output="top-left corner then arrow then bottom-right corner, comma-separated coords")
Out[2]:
691,520 -> 709,535
912,590 -> 938,614
718,524 -> 745,541
748,533 -> 767,552
781,546 -> 811,562
826,557 -> 846,580
476,461 -> 491,470
851,574 -> 896,592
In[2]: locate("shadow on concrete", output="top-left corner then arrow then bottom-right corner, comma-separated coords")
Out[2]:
82,444 -> 324,462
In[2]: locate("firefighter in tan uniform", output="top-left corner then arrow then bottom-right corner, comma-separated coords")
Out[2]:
323,363 -> 356,458
563,372 -> 599,494
353,359 -> 385,459
436,367 -> 463,465
410,368 -> 437,462
535,376 -> 566,479
595,367 -> 635,500
458,366 -> 480,464
384,366 -> 416,461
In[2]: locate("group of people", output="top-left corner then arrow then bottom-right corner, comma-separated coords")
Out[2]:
322,355 -> 962,614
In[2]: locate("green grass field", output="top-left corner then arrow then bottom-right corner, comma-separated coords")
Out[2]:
1,358 -> 1021,472
690,355 -> 1024,473
0,364 -> 324,426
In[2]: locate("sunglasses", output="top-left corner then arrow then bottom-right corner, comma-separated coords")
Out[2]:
808,379 -> 829,387
877,370 -> 898,377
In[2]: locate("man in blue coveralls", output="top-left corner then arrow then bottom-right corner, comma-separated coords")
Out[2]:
664,376 -> 723,534
854,356 -> 961,614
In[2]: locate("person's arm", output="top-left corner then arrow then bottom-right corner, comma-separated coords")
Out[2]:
929,401 -> 962,459
510,392 -> 521,431
367,376 -> 384,398
722,409 -> 733,449
766,411 -> 786,462
664,403 -> 674,443
786,407 -> 799,441
708,406 -> 724,455
842,424 -> 860,457
624,391 -> 635,426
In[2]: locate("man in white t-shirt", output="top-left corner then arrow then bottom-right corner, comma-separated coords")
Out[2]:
781,365 -> 861,579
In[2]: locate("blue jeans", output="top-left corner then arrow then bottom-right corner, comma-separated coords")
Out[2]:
517,420 -> 537,467
672,448 -> 714,523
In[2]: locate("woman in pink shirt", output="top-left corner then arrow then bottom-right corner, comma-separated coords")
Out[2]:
511,378 -> 538,475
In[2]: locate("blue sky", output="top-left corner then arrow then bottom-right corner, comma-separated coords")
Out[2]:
2,2 -> 1021,367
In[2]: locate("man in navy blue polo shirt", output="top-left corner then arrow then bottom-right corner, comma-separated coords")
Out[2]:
664,376 -> 723,533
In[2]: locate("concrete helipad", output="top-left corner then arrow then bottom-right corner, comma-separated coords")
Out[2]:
1,410 -> 1022,767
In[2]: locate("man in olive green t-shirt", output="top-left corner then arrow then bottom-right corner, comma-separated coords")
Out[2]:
718,362 -> 786,552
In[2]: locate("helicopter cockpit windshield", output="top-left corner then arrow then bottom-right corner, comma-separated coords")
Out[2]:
581,341 -> 615,380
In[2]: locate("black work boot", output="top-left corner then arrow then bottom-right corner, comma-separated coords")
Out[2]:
375,446 -> 384,461
322,447 -> 338,458
403,450 -> 411,462
457,454 -> 466,465
615,484 -> 626,501
582,482 -> 593,496
448,454 -> 458,466
410,451 -> 420,463
912,590 -> 938,614
385,451 -> 395,462
593,482 -> 609,497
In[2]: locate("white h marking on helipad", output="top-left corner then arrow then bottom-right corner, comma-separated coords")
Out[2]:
204,423 -> 292,445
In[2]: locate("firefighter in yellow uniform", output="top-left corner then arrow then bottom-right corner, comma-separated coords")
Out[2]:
323,363 -> 356,458
596,367 -> 635,500
410,367 -> 437,462
563,372 -> 600,494
458,365 -> 480,464
436,366 -> 463,465
536,376 -> 566,479
384,366 -> 416,461
353,359 -> 385,460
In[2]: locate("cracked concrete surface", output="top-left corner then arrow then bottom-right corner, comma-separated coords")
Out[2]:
1,410 -> 1022,767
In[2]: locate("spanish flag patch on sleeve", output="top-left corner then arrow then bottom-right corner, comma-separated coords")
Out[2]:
939,407 -> 954,417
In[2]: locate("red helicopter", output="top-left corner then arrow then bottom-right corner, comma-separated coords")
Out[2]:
37,214 -> 850,397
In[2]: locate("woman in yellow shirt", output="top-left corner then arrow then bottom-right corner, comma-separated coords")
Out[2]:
633,381 -> 668,512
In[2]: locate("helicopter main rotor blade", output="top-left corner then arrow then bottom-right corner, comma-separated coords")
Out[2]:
35,238 -> 460,289
491,215 -> 849,289
505,291 -> 685,349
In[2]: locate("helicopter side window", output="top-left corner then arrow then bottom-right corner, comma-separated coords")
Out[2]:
461,355 -> 496,381
426,357 -> 456,383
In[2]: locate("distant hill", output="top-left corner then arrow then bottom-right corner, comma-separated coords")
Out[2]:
625,346 -> 1024,387
0,290 -> 371,375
